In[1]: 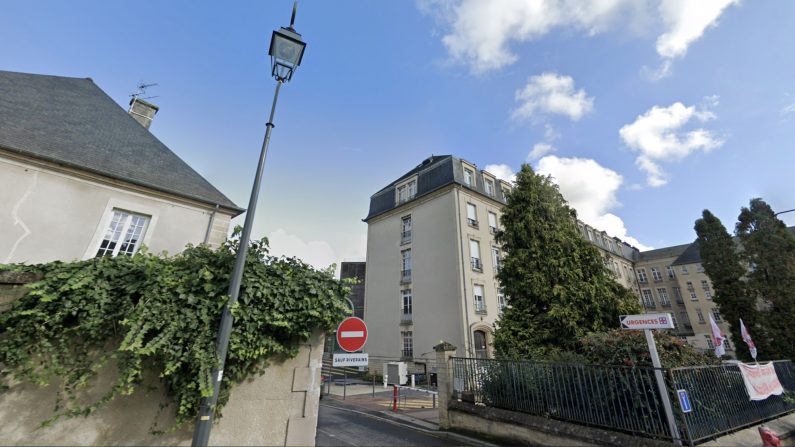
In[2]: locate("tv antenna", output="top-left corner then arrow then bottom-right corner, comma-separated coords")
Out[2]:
130,82 -> 159,101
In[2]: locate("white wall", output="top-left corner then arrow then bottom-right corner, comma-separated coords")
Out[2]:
0,154 -> 233,264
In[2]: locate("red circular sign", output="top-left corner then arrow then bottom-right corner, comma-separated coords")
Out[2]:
336,317 -> 368,353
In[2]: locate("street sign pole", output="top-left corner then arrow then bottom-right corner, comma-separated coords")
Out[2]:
644,329 -> 681,446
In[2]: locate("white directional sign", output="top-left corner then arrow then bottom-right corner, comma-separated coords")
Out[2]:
333,353 -> 369,367
620,313 -> 674,330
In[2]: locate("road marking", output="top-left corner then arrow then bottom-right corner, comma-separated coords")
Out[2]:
340,331 -> 364,338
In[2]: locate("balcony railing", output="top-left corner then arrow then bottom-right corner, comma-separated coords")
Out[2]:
474,302 -> 487,314
489,226 -> 497,235
467,218 -> 479,228
401,349 -> 413,360
400,312 -> 412,324
660,300 -> 671,308
401,269 -> 412,283
643,301 -> 656,309
401,230 -> 411,244
471,258 -> 482,271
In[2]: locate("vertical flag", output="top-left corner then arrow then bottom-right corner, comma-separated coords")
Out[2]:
740,319 -> 758,360
709,314 -> 726,357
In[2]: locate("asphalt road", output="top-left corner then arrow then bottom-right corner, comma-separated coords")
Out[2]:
316,403 -> 453,446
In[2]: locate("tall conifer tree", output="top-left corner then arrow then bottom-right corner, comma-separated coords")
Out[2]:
736,198 -> 795,360
493,164 -> 640,358
694,210 -> 761,360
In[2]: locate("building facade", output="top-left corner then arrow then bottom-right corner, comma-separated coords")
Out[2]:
363,154 -> 737,363
363,155 -> 511,361
0,71 -> 242,264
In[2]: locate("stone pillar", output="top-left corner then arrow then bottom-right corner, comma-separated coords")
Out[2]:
434,341 -> 457,430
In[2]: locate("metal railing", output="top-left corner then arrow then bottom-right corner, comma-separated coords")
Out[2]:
670,361 -> 795,444
474,302 -> 486,313
451,357 -> 795,445
401,230 -> 411,244
471,258 -> 482,271
401,269 -> 411,283
451,357 -> 672,440
400,312 -> 412,324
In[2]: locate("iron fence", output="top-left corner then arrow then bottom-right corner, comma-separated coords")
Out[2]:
670,361 -> 795,444
451,357 -> 795,445
451,357 -> 673,440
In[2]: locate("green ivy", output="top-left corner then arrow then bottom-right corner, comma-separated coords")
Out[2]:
0,232 -> 349,428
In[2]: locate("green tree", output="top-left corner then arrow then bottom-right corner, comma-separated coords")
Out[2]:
493,164 -> 640,358
694,210 -> 761,360
736,198 -> 795,360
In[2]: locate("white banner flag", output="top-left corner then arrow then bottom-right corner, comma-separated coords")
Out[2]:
740,319 -> 758,360
738,362 -> 784,401
709,314 -> 726,357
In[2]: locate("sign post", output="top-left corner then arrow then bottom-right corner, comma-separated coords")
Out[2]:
621,313 -> 681,445
333,317 -> 369,367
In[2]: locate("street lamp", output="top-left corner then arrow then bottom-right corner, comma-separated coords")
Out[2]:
774,208 -> 795,217
191,4 -> 306,446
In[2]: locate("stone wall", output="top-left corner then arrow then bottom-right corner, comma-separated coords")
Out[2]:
0,326 -> 325,446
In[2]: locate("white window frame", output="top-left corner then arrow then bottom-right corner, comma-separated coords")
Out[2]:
488,211 -> 498,234
637,268 -> 648,283
402,289 -> 412,315
466,203 -> 478,227
497,288 -> 506,311
712,309 -> 722,322
651,267 -> 662,282
641,289 -> 655,308
470,239 -> 482,271
402,331 -> 413,358
473,284 -> 485,313
401,215 -> 412,244
657,287 -> 670,307
401,249 -> 412,282
463,167 -> 474,186
666,266 -> 676,279
395,177 -> 417,205
491,247 -> 501,272
696,308 -> 705,324
484,178 -> 495,196
85,200 -> 157,259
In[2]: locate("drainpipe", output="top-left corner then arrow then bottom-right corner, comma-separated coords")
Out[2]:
455,188 -> 474,357
203,204 -> 220,245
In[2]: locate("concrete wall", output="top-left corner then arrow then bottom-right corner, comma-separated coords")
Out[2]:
0,153 -> 233,265
0,329 -> 325,446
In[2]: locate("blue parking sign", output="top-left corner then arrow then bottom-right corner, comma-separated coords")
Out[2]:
677,389 -> 692,413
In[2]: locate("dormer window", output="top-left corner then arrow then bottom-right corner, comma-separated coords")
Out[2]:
463,168 -> 474,186
396,178 -> 417,205
485,178 -> 495,196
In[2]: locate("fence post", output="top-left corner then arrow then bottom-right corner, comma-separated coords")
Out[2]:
434,341 -> 457,430
645,329 -> 681,445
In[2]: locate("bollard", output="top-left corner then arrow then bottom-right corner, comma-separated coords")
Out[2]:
372,373 -> 375,397
343,372 -> 347,400
433,393 -> 436,409
411,374 -> 415,388
392,385 -> 398,412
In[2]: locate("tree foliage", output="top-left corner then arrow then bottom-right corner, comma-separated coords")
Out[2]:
579,329 -> 720,368
0,233 -> 349,428
493,164 -> 640,358
695,209 -> 761,361
736,198 -> 795,360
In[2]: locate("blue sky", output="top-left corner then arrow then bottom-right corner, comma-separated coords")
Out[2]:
2,0 -> 794,268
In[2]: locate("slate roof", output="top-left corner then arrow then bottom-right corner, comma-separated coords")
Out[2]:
638,243 -> 691,262
0,70 -> 242,214
365,155 -> 509,221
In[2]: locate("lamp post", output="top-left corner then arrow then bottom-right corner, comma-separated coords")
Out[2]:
191,4 -> 306,446
774,208 -> 795,217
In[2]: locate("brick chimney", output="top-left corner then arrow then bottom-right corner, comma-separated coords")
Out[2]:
128,97 -> 159,129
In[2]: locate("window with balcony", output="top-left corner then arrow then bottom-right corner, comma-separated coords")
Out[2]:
637,268 -> 648,283
657,288 -> 671,307
488,211 -> 498,234
491,247 -> 501,273
651,267 -> 662,282
474,285 -> 486,313
687,281 -> 697,300
96,209 -> 150,257
466,203 -> 478,228
401,289 -> 412,323
401,331 -> 413,358
696,308 -> 705,324
470,240 -> 482,271
396,179 -> 417,204
667,265 -> 676,279
497,289 -> 506,312
401,215 -> 412,245
401,249 -> 412,283
673,287 -> 684,304
642,289 -> 655,308
463,168 -> 474,186
485,178 -> 495,196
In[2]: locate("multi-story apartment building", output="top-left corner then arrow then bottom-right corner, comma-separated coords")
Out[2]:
363,155 -> 510,361
363,154 -> 739,364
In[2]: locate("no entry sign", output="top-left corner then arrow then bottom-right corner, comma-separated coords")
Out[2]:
336,317 -> 368,353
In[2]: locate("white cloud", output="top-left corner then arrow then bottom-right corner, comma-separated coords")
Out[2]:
420,0 -> 737,74
619,101 -> 723,187
536,155 -> 652,250
483,164 -> 516,182
513,73 -> 594,122
267,228 -> 339,271
527,142 -> 556,161
781,103 -> 795,116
